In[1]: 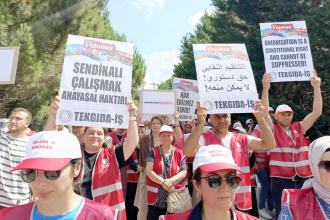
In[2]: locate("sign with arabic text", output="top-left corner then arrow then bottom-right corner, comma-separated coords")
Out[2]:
260,21 -> 314,82
193,44 -> 258,114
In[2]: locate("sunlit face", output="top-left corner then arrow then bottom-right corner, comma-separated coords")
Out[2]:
8,112 -> 30,133
319,151 -> 330,191
210,114 -> 231,132
83,127 -> 105,153
161,116 -> 170,125
184,124 -> 192,134
194,170 -> 236,212
275,112 -> 293,128
159,131 -> 173,146
30,163 -> 81,206
151,119 -> 161,133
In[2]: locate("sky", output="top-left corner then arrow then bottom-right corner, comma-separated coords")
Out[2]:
107,0 -> 214,87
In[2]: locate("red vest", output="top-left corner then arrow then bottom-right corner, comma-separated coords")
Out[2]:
203,132 -> 252,210
146,146 -> 187,205
269,122 -> 312,178
0,198 -> 120,220
109,131 -> 127,145
127,149 -> 139,183
159,208 -> 258,220
91,148 -> 126,219
252,126 -> 269,169
281,188 -> 327,220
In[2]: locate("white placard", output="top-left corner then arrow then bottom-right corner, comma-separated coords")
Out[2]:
193,44 -> 258,114
140,90 -> 176,121
260,21 -> 314,82
172,77 -> 199,121
0,47 -> 19,84
0,118 -> 9,129
56,34 -> 133,128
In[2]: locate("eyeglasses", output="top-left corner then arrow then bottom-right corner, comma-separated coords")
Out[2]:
319,161 -> 330,172
200,174 -> 241,189
20,169 -> 62,183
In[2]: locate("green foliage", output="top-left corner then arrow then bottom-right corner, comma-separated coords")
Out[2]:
173,0 -> 329,137
0,0 -> 146,130
158,76 -> 174,90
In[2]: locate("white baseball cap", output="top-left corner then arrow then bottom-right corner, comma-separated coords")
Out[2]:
275,104 -> 293,114
269,106 -> 274,112
159,125 -> 173,134
13,131 -> 82,171
245,118 -> 254,125
193,145 -> 240,173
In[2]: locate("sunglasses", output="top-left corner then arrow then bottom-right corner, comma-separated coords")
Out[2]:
200,174 -> 241,189
20,169 -> 62,183
319,161 -> 330,172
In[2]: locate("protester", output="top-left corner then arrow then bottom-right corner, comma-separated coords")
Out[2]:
44,96 -> 139,220
279,136 -> 330,219
134,115 -> 162,220
160,145 -> 258,220
135,112 -> 182,220
126,148 -> 139,220
183,122 -> 192,134
252,106 -> 275,219
182,100 -> 275,212
261,72 -> 322,218
160,115 -> 170,125
70,126 -> 85,144
0,131 -> 120,219
245,118 -> 254,135
146,125 -> 188,219
0,108 -> 33,208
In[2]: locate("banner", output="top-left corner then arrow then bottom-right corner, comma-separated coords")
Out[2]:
172,77 -> 198,121
260,21 -> 313,82
56,34 -> 133,128
0,47 -> 19,84
193,44 -> 258,114
140,90 -> 176,121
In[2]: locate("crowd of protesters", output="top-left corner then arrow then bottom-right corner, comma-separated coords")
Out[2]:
0,72 -> 328,220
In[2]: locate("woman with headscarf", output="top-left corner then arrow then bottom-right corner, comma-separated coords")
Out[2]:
278,136 -> 330,220
0,131 -> 120,219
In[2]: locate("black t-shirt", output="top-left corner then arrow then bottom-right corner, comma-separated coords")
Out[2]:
81,144 -> 127,199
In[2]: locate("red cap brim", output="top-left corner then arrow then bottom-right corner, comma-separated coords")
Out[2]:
12,158 -> 72,171
199,162 -> 240,173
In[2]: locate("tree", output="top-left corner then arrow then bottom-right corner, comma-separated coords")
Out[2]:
0,0 -> 146,129
173,0 -> 329,137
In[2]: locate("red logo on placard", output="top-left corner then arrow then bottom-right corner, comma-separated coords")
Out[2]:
271,24 -> 293,31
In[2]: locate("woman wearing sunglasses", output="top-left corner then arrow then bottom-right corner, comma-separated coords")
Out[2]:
279,136 -> 330,220
44,96 -> 139,220
0,131 -> 120,220
160,144 -> 257,220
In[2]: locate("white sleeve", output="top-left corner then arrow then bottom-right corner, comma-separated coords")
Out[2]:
198,135 -> 205,147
